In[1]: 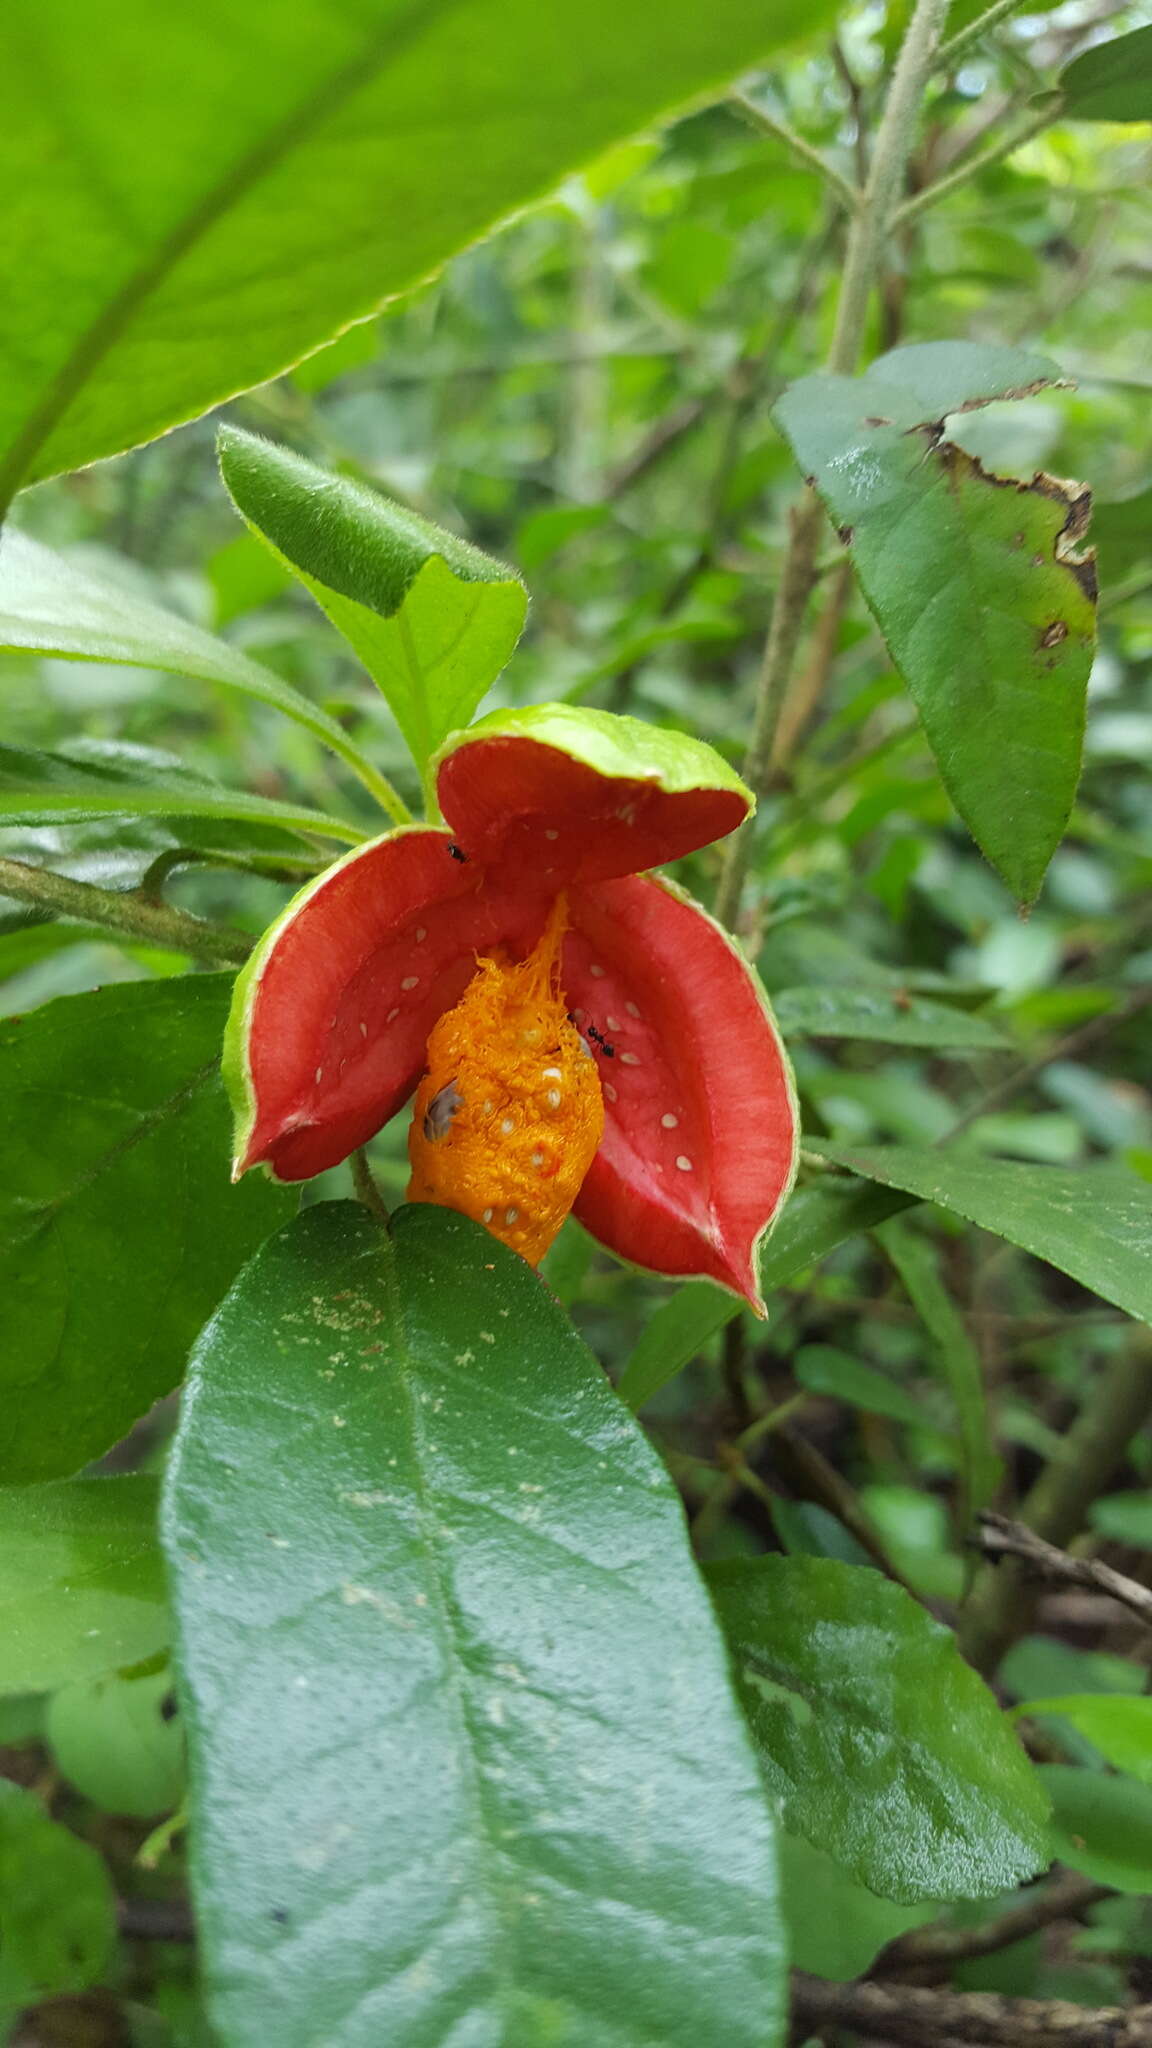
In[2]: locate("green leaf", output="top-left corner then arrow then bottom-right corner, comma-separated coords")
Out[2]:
0,1781 -> 117,2018
792,1345 -> 927,1428
1092,1492 -> 1152,1549
165,1202 -> 785,2048
778,1832 -> 936,1980
708,1555 -> 1051,1902
0,533 -> 389,803
0,0 -> 832,500
878,1217 -> 997,1520
0,740 -> 362,843
615,1175 -> 915,1410
1060,25 -> 1152,121
1015,1696 -> 1152,1784
46,1669 -> 184,1819
0,1476 -> 167,1693
818,1145 -> 1152,1326
1040,1767 -> 1152,1891
1091,484 -> 1152,579
774,342 -> 1096,902
0,977 -> 293,1482
772,985 -> 1010,1050
218,428 -> 527,772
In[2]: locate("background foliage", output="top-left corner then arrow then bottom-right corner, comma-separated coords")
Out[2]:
3,0 -> 1152,2041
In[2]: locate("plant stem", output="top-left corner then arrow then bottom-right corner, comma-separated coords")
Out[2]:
959,1332 -> 1152,1675
0,856 -> 253,966
728,93 -> 860,213
350,1147 -> 391,1225
891,95 -> 1063,229
935,0 -> 1034,70
792,1972 -> 1152,2046
878,1869 -> 1111,1973
715,0 -> 952,928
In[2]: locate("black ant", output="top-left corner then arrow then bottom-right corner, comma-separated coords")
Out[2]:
447,843 -> 468,863
568,1010 -> 615,1058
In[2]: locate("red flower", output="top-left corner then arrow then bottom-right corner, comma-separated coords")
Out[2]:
225,706 -> 797,1310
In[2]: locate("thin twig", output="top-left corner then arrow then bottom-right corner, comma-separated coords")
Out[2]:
891,95 -> 1064,230
941,982 -> 1152,1141
0,855 -> 253,967
791,1972 -> 1152,2045
974,1512 -> 1152,1628
936,0 -> 1035,70
728,92 -> 859,213
876,1869 -> 1112,1973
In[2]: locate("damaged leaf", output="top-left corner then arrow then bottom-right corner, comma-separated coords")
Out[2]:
774,341 -> 1096,904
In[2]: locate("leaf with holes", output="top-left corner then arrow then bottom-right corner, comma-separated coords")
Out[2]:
0,0 -> 834,501
165,1201 -> 785,2048
219,428 -> 527,774
774,341 -> 1096,902
709,1554 -> 1051,1902
0,977 -> 293,1482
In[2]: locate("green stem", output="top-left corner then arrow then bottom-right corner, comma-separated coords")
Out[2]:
935,0 -> 1033,70
728,93 -> 860,214
350,1147 -> 391,1225
715,0 -> 952,929
347,753 -> 414,826
959,1332 -> 1152,1675
0,856 -> 253,967
891,95 -> 1063,230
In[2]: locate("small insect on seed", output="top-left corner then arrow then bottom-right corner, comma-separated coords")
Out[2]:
423,1079 -> 463,1141
586,1022 -> 615,1058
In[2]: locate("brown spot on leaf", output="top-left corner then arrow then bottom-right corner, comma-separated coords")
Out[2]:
837,523 -> 854,546
863,415 -> 893,428
1040,621 -> 1068,649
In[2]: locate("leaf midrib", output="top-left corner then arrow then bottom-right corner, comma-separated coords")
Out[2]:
0,0 -> 465,509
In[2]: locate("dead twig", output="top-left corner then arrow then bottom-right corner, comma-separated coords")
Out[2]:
875,1869 -> 1112,1974
791,1972 -> 1152,2046
974,1512 -> 1152,1630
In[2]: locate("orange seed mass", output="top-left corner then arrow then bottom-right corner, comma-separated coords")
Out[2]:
406,895 -> 605,1264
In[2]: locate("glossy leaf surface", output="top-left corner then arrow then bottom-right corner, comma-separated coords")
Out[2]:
772,985 -> 1009,1050
0,740 -> 361,842
0,0 -> 831,497
820,1145 -> 1152,1324
166,1202 -> 785,2048
709,1555 -> 1051,1902
0,1477 -> 167,1692
774,342 -> 1095,902
0,531 -> 382,791
219,428 -> 527,770
0,977 -> 293,1481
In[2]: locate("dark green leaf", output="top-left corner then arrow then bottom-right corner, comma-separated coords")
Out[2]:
46,1669 -> 184,1819
792,1345 -> 927,1427
819,1145 -> 1152,1325
0,1477 -> 167,1692
616,1175 -> 915,1409
219,428 -> 527,771
0,533 -> 387,800
1060,26 -> 1152,121
1040,1766 -> 1152,1891
0,977 -> 293,1481
709,1555 -> 1051,1902
0,0 -> 833,497
778,1833 -> 936,1979
1015,1696 -> 1152,1784
772,985 -> 1010,1050
774,343 -> 1095,902
0,1780 -> 117,2017
165,1202 -> 784,2048
0,740 -> 361,842
878,1217 -> 997,1519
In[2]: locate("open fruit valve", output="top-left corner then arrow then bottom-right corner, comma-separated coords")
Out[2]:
407,895 -> 604,1265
